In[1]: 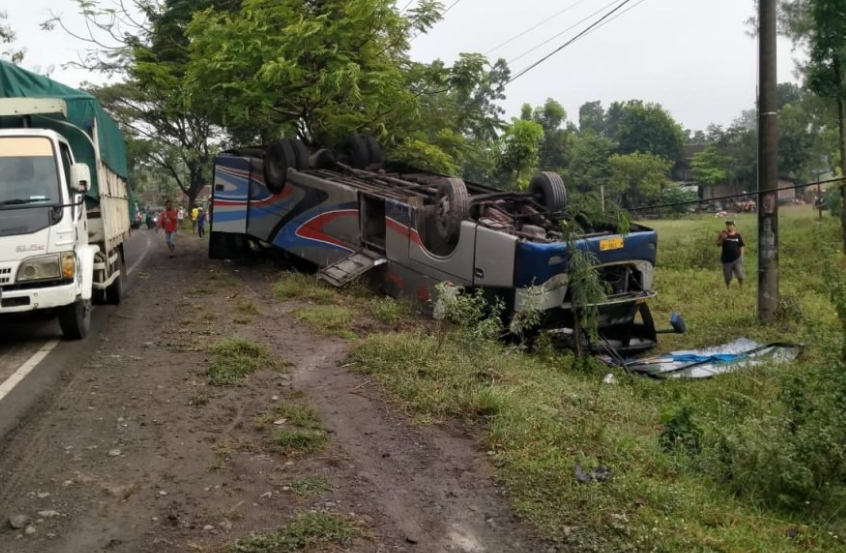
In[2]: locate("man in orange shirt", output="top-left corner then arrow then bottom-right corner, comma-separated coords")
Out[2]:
156,199 -> 179,257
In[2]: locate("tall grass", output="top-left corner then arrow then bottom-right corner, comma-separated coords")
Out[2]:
349,207 -> 846,552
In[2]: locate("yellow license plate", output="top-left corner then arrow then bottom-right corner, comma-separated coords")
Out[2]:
599,237 -> 624,251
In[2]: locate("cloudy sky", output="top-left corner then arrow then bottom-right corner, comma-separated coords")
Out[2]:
8,0 -> 801,132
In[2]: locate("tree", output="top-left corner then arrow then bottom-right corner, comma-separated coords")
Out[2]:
0,11 -> 24,63
777,82 -> 803,110
604,101 -> 625,140
781,0 -> 846,249
185,0 -> 442,148
529,99 -> 573,173
608,152 -> 673,207
48,0 -> 227,209
691,144 -> 734,188
495,118 -> 544,189
615,101 -> 686,163
564,131 -> 615,195
579,101 -> 605,135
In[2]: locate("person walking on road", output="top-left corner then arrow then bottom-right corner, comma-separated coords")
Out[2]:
197,207 -> 207,238
156,200 -> 179,258
191,206 -> 199,234
717,219 -> 745,289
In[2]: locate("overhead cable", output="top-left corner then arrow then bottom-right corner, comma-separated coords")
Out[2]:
508,0 -> 634,84
591,0 -> 651,33
483,0 -> 596,55
507,0 -> 626,65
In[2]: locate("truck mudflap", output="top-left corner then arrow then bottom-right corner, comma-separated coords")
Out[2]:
78,245 -> 99,301
544,291 -> 659,353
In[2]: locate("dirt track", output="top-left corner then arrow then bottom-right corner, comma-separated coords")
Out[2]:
0,232 -> 551,552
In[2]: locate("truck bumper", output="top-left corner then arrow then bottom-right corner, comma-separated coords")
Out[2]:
0,281 -> 78,314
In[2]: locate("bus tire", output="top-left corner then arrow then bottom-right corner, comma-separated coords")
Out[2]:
264,139 -> 296,193
363,135 -> 383,169
339,134 -> 370,169
434,177 -> 469,243
529,172 -> 568,215
289,138 -> 310,170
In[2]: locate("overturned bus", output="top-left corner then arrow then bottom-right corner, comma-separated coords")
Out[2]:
209,136 -> 667,353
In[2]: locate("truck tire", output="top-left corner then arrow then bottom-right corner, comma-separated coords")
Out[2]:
339,134 -> 370,169
105,249 -> 125,305
264,139 -> 296,194
529,172 -> 568,214
434,177 -> 469,243
289,138 -> 310,170
363,135 -> 383,169
59,298 -> 91,340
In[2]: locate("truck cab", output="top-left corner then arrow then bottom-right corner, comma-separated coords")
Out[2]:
0,128 -> 98,336
0,63 -> 133,340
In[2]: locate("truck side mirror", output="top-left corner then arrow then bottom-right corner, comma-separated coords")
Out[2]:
70,163 -> 90,192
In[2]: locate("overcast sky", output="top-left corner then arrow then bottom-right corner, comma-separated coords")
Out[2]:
9,0 -> 802,132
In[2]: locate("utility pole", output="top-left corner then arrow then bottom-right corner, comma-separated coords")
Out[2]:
757,0 -> 779,321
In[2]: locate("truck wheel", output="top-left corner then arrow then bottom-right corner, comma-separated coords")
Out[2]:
339,134 -> 370,169
364,135 -> 383,169
59,298 -> 92,340
434,178 -> 469,243
529,172 -> 568,214
264,139 -> 296,194
105,249 -> 125,305
289,138 -> 310,170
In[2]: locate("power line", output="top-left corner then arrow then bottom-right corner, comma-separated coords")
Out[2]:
506,0 -> 625,66
399,0 -> 415,14
590,0 -> 650,33
483,0 -> 596,56
508,0 -> 634,84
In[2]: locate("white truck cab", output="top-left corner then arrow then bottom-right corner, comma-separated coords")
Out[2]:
0,93 -> 130,339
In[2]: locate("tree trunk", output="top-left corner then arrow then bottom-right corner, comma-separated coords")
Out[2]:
838,95 -> 846,252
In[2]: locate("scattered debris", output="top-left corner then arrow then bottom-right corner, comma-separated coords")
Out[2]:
623,338 -> 802,379
36,510 -> 61,518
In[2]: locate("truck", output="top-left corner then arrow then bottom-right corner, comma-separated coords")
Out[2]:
0,61 -> 131,339
209,136 -> 673,353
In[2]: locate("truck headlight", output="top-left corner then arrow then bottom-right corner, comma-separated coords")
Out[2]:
17,254 -> 62,282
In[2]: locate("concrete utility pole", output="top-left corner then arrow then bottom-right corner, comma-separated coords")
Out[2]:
757,0 -> 779,321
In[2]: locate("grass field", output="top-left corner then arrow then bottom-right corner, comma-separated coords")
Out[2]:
348,206 -> 846,552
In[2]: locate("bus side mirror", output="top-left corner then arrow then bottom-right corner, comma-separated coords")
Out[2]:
70,163 -> 90,192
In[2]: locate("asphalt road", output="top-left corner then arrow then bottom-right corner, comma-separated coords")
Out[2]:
0,229 -> 155,443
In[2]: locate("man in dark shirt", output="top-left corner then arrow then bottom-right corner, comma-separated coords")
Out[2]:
716,220 -> 745,289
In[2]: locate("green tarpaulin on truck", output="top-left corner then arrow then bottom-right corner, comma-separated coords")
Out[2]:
0,60 -> 129,200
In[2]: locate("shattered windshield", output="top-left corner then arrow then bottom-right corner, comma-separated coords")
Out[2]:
0,137 -> 61,209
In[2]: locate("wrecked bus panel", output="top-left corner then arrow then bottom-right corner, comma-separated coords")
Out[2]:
209,136 -> 662,352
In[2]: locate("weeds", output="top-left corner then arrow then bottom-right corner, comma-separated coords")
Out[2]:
207,337 -> 271,386
368,296 -> 412,326
265,429 -> 327,455
273,273 -> 336,304
236,301 -> 260,315
285,475 -> 332,497
295,306 -> 354,339
227,513 -> 358,553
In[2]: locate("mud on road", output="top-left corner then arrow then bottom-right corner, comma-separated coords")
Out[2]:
0,233 -> 551,553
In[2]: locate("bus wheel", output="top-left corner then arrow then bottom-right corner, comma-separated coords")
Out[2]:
434,178 -> 469,243
264,139 -> 297,193
529,172 -> 568,215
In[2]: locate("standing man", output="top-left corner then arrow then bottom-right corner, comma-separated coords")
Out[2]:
717,220 -> 745,289
156,200 -> 179,258
191,206 -> 199,235
197,207 -> 207,238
